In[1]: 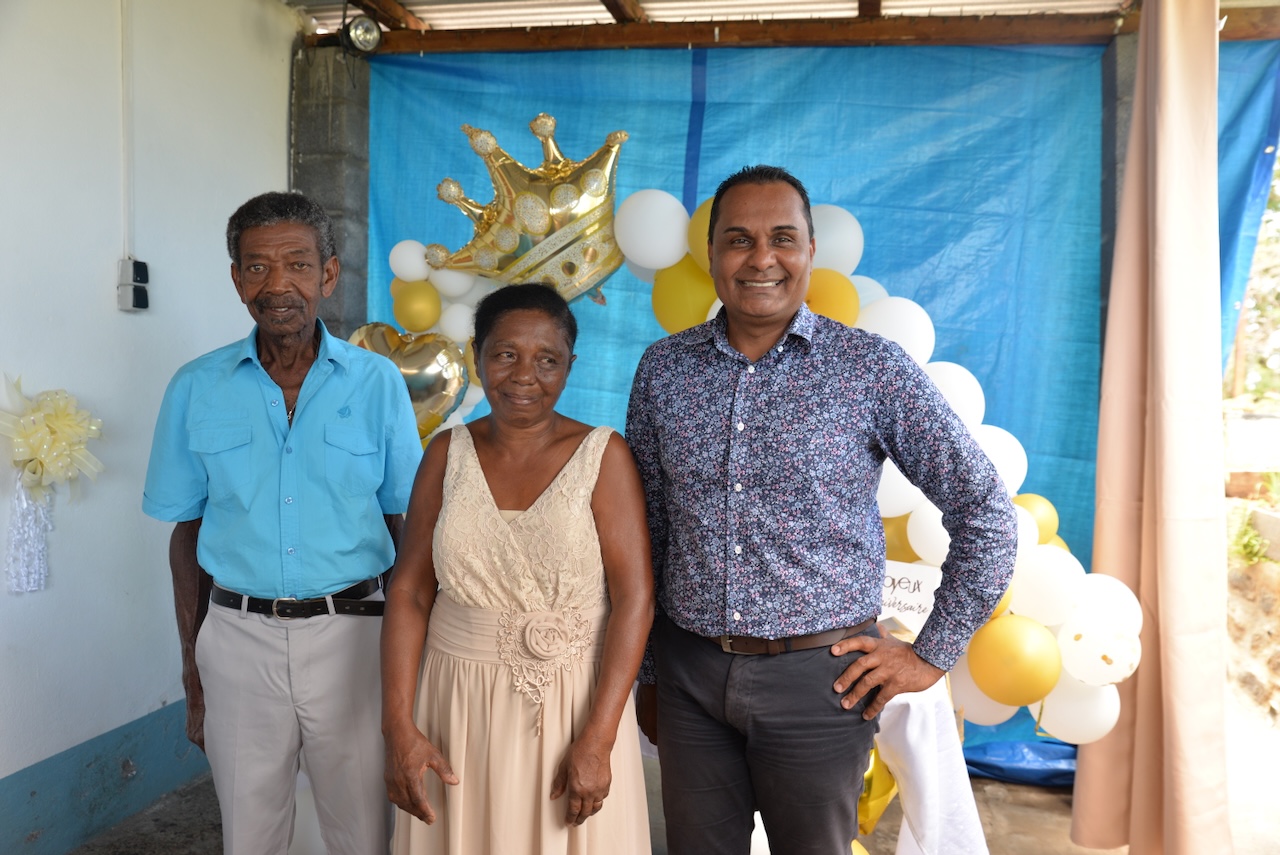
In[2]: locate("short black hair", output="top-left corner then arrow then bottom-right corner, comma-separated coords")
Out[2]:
473,283 -> 578,356
226,191 -> 336,265
707,165 -> 814,242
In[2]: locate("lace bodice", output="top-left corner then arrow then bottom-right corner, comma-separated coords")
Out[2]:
432,425 -> 611,612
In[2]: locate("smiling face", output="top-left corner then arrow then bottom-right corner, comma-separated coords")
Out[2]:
708,180 -> 815,337
478,308 -> 575,427
231,222 -> 338,343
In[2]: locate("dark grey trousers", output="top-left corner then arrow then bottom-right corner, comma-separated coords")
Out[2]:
654,617 -> 881,855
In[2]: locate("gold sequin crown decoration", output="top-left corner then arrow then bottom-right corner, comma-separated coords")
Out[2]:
425,113 -> 628,303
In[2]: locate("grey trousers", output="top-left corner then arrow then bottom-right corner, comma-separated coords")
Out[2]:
655,617 -> 880,855
197,594 -> 389,855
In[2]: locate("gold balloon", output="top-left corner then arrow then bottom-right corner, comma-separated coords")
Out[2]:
806,268 -> 861,326
1013,493 -> 1060,544
966,614 -> 1062,707
882,514 -> 920,564
857,748 -> 898,836
687,197 -> 713,273
349,323 -> 468,436
652,253 -> 717,334
422,113 -> 628,304
392,279 -> 442,333
1048,533 -> 1070,551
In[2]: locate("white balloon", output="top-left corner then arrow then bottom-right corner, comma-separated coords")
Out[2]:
810,204 -> 865,275
389,239 -> 430,282
706,299 -> 724,322
1009,544 -> 1086,627
850,275 -> 889,307
614,189 -> 690,271
906,502 -> 949,568
950,654 -> 1020,726
877,459 -> 925,519
1031,674 -> 1121,744
854,297 -> 936,364
1014,505 -> 1040,561
438,302 -> 475,343
973,424 -> 1028,495
1074,573 -> 1144,636
457,277 -> 499,309
1057,616 -> 1142,686
625,258 -> 657,284
923,361 -> 986,428
428,266 -> 475,299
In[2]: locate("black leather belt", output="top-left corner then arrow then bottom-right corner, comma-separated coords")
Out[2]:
210,577 -> 384,619
714,617 -> 878,655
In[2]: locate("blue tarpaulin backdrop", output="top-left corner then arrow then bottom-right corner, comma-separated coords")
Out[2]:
367,43 -> 1280,781
370,45 -> 1105,569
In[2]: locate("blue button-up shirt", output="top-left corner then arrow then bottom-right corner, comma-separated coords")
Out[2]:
626,305 -> 1016,672
143,322 -> 422,599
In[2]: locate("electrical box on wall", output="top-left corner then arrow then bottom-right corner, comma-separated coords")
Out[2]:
117,259 -> 149,311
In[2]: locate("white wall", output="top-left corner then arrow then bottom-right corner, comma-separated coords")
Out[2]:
0,0 -> 300,778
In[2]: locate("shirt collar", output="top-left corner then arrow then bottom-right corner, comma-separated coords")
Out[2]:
706,303 -> 818,356
231,320 -> 346,374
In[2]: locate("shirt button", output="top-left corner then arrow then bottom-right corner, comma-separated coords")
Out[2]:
285,447 -> 293,454
734,545 -> 743,555
777,346 -> 784,353
736,421 -> 745,431
284,497 -> 293,504
747,365 -> 756,374
733,611 -> 742,621
287,547 -> 296,555
733,483 -> 742,492
271,399 -> 280,407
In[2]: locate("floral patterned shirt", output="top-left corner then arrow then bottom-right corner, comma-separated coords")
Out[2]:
626,305 -> 1016,675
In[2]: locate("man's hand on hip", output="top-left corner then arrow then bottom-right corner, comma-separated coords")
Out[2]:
830,626 -> 944,720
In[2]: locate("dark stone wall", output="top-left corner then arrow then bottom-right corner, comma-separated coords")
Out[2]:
291,46 -> 371,340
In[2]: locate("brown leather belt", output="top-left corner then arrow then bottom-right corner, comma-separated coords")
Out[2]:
210,576 -> 384,619
714,617 -> 878,655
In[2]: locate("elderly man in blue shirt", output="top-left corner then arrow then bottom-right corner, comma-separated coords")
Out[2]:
143,192 -> 421,855
626,165 -> 1018,855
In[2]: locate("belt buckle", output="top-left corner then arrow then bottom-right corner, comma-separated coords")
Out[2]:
719,636 -> 742,654
271,597 -> 298,620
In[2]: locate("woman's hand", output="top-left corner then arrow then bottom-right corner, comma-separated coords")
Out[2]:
549,735 -> 613,826
384,725 -> 459,825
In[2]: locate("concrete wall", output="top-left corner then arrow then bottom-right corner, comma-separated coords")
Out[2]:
0,0 -> 299,849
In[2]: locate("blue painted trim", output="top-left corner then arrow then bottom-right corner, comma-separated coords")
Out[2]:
682,48 -> 709,213
0,702 -> 209,855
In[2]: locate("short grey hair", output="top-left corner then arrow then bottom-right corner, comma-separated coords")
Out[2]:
226,191 -> 336,265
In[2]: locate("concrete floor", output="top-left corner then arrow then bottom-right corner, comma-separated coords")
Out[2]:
67,762 -> 1117,855
69,683 -> 1280,855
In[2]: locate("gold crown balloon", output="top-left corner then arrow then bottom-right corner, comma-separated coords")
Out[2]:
425,113 -> 628,304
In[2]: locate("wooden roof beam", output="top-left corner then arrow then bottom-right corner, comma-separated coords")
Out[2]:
351,0 -> 429,31
310,13 -> 1138,51
599,0 -> 649,24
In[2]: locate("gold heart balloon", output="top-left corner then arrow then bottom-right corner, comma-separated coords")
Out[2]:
423,113 -> 628,304
349,323 -> 469,440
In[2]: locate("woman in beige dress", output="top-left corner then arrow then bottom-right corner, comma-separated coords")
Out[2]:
382,283 -> 654,854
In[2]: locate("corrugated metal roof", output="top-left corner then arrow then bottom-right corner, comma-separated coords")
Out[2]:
286,0 -> 1131,34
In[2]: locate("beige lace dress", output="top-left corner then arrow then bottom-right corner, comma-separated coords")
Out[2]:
391,425 -> 651,855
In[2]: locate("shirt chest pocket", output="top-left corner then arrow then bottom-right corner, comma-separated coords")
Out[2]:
189,426 -> 253,508
324,424 -> 383,498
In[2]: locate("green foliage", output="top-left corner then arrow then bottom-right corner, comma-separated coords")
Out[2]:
1230,510 -> 1271,565
1264,471 -> 1280,505
1226,151 -> 1280,406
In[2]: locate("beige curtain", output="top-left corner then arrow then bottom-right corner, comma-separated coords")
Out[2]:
1071,1 -> 1232,852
